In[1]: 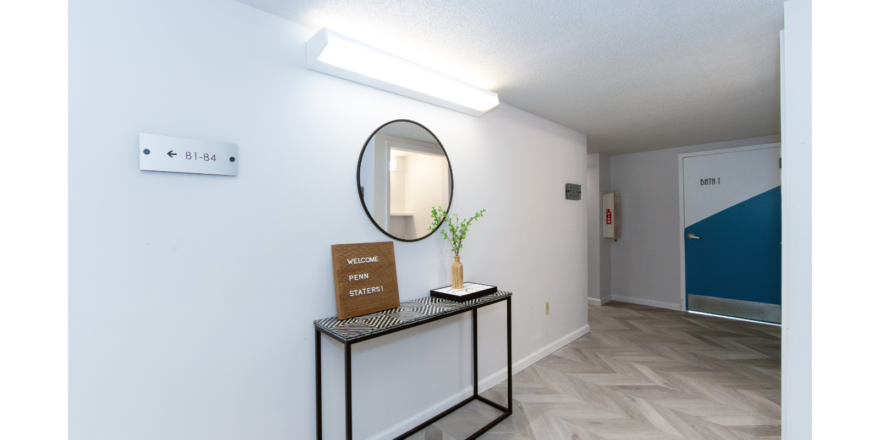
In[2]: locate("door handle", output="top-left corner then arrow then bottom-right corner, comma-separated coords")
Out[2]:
687,233 -> 701,240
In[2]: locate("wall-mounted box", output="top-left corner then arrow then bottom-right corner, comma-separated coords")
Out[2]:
565,183 -> 581,200
603,192 -> 620,239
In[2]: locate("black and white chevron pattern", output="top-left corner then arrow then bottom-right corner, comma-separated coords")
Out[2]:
315,290 -> 511,341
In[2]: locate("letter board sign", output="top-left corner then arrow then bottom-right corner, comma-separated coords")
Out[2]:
331,241 -> 400,319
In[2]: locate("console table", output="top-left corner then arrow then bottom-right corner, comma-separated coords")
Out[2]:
314,290 -> 512,440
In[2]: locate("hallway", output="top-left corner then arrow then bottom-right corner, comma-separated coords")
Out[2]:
415,302 -> 781,439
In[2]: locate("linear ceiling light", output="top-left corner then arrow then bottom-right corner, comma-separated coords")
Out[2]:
306,28 -> 499,117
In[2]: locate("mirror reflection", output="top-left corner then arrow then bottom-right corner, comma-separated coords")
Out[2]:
358,121 -> 452,241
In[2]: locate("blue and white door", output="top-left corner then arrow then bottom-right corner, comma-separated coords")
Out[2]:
683,146 -> 781,323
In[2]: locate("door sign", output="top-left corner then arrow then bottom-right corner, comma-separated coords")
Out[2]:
139,133 -> 239,176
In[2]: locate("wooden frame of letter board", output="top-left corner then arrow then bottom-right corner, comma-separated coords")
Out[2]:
331,241 -> 400,320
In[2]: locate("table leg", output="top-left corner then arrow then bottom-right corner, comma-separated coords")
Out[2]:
507,298 -> 512,411
345,342 -> 352,440
316,329 -> 322,440
473,308 -> 478,397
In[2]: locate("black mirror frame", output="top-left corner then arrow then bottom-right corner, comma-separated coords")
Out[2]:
356,119 -> 453,242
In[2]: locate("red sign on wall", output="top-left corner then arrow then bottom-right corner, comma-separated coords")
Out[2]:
605,209 -> 612,225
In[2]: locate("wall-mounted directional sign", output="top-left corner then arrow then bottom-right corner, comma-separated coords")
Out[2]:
139,133 -> 238,176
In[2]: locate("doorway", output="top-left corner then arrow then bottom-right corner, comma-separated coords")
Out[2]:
678,144 -> 782,323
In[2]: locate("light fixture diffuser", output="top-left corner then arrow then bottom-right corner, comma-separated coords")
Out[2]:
306,28 -> 499,116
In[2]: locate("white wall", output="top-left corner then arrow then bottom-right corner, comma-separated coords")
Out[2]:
68,1 -> 590,439
780,0 -> 811,438
404,154 -> 446,235
608,135 -> 781,310
389,155 -> 410,239
586,153 -> 611,305
360,143 -> 374,217
390,156 -> 406,214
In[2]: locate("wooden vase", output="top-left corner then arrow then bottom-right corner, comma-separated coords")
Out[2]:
452,256 -> 464,289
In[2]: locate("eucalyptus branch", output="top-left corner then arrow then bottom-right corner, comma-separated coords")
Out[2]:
429,207 -> 486,256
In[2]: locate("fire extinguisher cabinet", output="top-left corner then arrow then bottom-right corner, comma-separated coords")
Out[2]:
602,192 -> 620,239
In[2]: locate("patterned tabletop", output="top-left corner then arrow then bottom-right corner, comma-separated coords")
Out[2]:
315,290 -> 512,342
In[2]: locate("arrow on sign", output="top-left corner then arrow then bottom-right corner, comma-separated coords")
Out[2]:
167,150 -> 177,158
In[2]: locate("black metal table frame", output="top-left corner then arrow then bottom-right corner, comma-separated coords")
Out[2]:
315,296 -> 512,440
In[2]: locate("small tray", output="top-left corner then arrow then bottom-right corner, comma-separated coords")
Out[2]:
430,283 -> 498,302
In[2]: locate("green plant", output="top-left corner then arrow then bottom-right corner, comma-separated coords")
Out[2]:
429,206 -> 486,256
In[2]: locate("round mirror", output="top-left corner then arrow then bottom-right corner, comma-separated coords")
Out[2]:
357,120 -> 453,241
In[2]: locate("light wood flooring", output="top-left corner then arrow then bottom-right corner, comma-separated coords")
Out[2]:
410,301 -> 781,440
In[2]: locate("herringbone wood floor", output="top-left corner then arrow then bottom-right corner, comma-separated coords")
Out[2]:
410,301 -> 781,440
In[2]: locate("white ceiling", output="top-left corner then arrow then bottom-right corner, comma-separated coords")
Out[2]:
238,0 -> 783,155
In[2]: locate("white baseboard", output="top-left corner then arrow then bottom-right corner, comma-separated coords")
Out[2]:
612,294 -> 681,311
588,297 -> 611,306
478,323 -> 591,391
365,323 -> 591,440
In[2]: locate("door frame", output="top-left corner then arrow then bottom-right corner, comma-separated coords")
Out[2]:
677,142 -> 782,312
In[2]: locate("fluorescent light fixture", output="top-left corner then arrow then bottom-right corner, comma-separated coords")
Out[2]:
306,28 -> 499,116
389,160 -> 397,171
